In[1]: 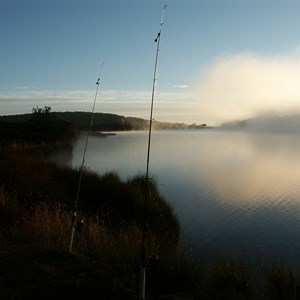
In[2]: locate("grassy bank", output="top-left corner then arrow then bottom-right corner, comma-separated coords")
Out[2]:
2,181 -> 300,299
0,154 -> 191,299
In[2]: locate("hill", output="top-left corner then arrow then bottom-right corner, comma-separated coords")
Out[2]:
0,107 -> 76,148
0,111 -> 210,131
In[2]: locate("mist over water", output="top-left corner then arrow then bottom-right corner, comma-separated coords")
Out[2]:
221,113 -> 300,134
192,50 -> 300,126
58,129 -> 300,264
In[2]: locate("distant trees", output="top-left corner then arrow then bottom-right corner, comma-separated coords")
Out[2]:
28,106 -> 76,143
31,105 -> 52,122
0,106 -> 76,147
32,105 -> 52,115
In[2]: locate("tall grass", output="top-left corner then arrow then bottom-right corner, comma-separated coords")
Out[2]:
205,252 -> 254,299
263,258 -> 300,299
3,152 -> 300,298
3,180 -> 300,299
0,187 -> 187,298
0,153 -> 180,242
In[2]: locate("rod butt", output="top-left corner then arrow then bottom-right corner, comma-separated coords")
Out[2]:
139,265 -> 146,299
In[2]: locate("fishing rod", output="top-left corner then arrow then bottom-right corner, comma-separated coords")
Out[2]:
69,62 -> 105,253
139,5 -> 167,299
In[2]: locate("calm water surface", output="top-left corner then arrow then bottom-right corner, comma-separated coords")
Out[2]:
59,130 -> 300,264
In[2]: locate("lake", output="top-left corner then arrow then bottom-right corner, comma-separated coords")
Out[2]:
54,129 -> 300,265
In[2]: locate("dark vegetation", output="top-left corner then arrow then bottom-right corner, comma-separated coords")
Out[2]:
1,107 -> 300,299
0,106 -> 76,148
0,110 -> 210,131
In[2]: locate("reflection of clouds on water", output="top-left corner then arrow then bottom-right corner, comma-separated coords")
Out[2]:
66,130 -> 300,263
68,130 -> 300,209
198,132 -> 300,206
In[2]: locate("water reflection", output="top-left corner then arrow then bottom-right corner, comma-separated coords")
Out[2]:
69,130 -> 300,209
54,130 -> 300,263
196,132 -> 300,206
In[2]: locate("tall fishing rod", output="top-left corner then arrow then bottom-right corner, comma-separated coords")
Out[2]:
69,62 -> 105,253
139,5 -> 167,299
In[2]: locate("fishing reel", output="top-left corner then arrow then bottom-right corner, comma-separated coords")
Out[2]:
75,219 -> 84,232
148,254 -> 160,270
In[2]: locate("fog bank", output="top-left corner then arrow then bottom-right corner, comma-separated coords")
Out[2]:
221,113 -> 300,134
194,49 -> 300,125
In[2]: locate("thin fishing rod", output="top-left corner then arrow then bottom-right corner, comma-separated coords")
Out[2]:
139,5 -> 167,299
69,62 -> 105,253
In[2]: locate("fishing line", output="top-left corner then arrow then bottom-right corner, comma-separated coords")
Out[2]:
139,5 -> 167,299
69,62 -> 105,253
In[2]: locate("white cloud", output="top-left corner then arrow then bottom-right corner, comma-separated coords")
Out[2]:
172,84 -> 190,89
0,88 -> 197,123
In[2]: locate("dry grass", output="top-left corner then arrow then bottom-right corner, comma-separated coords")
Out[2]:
21,202 -> 70,250
3,175 -> 300,299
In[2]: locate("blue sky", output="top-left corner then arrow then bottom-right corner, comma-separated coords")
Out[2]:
2,0 -> 300,125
